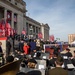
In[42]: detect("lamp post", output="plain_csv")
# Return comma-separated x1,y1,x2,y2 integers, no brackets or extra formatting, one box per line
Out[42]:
29,26,33,39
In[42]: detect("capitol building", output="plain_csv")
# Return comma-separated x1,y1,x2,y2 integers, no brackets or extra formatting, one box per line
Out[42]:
0,0,50,40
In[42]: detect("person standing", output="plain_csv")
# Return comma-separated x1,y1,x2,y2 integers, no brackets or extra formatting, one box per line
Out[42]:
71,50,75,66
0,42,4,66
65,48,72,58
0,42,3,54
29,39,36,53
48,56,68,75
6,39,11,57
23,42,29,54
19,39,24,53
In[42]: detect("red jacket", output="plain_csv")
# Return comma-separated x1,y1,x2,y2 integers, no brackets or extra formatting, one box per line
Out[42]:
23,45,29,54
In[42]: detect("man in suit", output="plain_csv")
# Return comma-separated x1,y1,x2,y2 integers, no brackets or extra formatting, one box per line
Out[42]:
65,48,72,58
19,39,24,53
6,39,12,57
49,52,58,67
29,39,36,53
48,56,68,75
27,70,41,75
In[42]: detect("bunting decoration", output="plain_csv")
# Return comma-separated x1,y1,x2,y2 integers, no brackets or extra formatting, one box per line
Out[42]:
0,19,15,37
38,32,43,39
21,28,26,35
49,35,54,42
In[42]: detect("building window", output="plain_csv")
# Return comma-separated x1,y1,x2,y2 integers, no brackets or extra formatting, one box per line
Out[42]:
15,2,17,5
14,14,17,23
36,27,38,33
14,22,17,30
36,35,38,38
33,26,35,33
38,28,40,33
26,23,28,35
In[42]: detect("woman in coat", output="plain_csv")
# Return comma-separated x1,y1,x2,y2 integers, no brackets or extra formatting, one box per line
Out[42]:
23,42,29,54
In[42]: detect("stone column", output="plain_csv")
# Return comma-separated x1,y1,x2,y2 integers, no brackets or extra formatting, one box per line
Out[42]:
11,12,14,28
28,23,29,35
34,26,36,38
4,8,7,21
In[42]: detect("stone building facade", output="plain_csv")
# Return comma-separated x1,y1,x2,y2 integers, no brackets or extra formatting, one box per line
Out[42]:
68,34,75,44
0,0,50,40
0,0,26,34
24,16,41,39
41,23,50,40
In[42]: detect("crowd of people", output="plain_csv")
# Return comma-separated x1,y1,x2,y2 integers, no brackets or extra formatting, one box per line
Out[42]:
0,36,75,75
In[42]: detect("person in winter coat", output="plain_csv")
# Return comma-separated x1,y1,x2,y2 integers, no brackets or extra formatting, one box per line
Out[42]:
23,42,29,54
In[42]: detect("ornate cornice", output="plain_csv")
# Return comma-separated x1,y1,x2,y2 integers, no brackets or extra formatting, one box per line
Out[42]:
0,0,27,13
41,23,50,29
15,0,26,5
25,16,41,25
45,24,50,28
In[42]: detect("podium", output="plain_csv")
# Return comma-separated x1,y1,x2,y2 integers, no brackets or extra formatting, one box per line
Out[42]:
0,59,22,75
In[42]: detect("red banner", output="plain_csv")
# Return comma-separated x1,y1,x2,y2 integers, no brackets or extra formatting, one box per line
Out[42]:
10,28,14,36
0,20,14,37
22,30,26,35
0,20,5,36
49,35,54,42
38,32,43,39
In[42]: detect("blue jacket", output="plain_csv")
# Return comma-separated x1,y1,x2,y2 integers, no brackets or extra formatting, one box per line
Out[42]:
30,42,36,51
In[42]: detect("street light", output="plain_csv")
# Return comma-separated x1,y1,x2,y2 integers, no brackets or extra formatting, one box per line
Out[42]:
29,26,33,39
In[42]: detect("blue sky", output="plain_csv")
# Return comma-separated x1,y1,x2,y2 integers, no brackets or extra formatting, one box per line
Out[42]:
24,0,75,42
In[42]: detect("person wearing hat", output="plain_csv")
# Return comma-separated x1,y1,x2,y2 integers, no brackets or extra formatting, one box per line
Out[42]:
65,48,72,58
